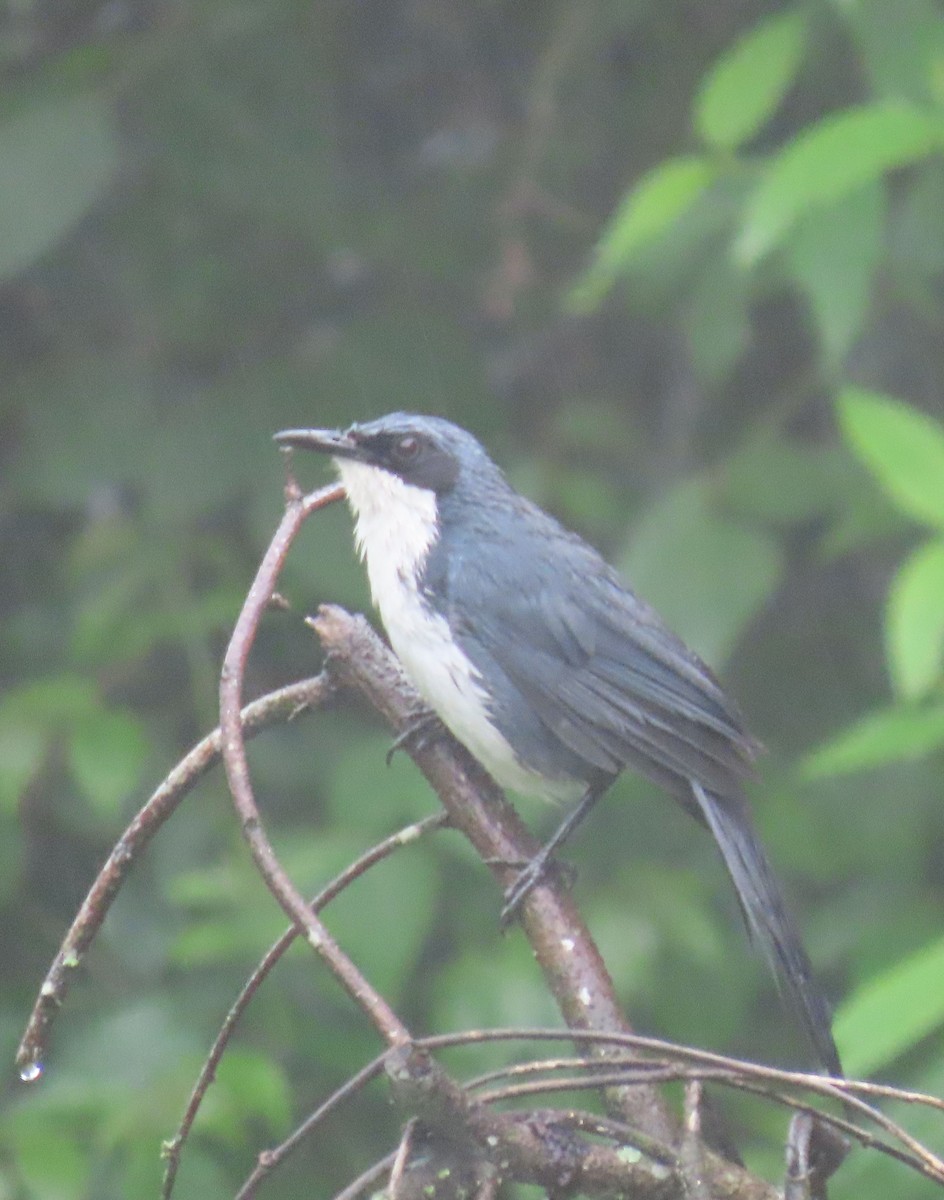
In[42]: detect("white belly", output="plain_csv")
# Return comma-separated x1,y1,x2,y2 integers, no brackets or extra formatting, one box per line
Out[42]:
381,582,555,797
336,457,567,797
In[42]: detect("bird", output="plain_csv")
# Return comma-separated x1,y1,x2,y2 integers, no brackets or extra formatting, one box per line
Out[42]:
275,412,842,1076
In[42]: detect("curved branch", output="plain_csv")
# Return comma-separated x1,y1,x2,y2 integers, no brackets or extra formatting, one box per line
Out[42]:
15,673,334,1081
218,481,411,1047
161,813,446,1199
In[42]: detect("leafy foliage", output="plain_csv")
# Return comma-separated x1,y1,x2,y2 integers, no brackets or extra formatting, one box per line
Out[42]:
2,1,944,1197
694,9,809,151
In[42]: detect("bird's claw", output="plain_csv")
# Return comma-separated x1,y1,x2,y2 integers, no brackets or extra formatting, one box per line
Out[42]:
498,855,576,929
386,712,448,766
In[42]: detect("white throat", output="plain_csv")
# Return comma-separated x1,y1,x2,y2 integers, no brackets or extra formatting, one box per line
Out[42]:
333,456,573,799
334,458,440,598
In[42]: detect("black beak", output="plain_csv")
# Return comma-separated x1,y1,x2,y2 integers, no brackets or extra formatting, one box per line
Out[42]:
273,427,362,459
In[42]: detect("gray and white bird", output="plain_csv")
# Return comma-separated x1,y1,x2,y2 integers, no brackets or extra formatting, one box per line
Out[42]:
275,412,841,1076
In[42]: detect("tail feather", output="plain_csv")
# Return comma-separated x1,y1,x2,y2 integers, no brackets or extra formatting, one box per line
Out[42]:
690,781,842,1077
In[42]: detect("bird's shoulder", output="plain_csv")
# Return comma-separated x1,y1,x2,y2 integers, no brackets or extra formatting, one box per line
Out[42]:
428,492,753,755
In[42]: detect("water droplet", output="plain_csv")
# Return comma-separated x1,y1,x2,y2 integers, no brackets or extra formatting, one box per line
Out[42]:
19,1060,43,1083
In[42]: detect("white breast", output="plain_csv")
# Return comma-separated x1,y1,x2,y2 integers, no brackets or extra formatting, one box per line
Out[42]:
335,459,567,798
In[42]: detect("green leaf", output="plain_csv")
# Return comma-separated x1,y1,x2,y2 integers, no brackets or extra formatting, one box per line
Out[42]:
838,0,944,105
69,708,150,816
569,157,717,310
835,935,944,1075
736,103,940,263
787,181,885,364
695,9,808,150
802,705,944,778
887,539,944,699
0,93,118,280
838,388,944,528
619,479,782,668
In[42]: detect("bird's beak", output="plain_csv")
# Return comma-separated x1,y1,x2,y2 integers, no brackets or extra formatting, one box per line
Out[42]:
273,427,362,460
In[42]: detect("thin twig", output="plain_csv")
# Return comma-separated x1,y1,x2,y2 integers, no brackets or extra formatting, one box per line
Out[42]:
331,1152,398,1200
464,1048,944,1115
15,673,335,1081
729,1079,944,1186
218,480,412,1047
388,1118,417,1198
161,814,446,1198
425,1030,944,1186
232,1022,944,1200
235,1054,390,1200
681,1080,710,1200
473,1069,944,1184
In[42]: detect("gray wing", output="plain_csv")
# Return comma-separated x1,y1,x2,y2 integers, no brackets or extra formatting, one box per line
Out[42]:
437,509,759,804
432,512,842,1074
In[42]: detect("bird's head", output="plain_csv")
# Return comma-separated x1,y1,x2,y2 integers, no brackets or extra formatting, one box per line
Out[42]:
275,413,502,562
274,412,494,494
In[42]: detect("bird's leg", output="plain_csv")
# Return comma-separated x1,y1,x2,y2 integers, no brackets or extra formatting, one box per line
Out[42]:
785,1114,849,1200
385,710,450,766
499,779,609,929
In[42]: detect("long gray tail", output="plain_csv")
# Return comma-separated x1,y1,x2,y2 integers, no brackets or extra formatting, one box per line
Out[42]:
690,781,842,1077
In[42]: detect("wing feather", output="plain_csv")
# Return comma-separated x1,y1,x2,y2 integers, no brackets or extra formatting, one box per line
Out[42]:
441,523,757,798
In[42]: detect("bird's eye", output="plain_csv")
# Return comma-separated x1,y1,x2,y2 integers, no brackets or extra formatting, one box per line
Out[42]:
395,435,421,460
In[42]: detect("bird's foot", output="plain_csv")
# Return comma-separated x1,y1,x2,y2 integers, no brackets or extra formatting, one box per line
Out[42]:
785,1113,849,1200
498,853,576,929
385,711,449,766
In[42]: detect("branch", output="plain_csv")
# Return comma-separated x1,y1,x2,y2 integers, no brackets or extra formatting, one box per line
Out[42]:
218,479,411,1047
241,1024,944,1199
15,673,334,1082
161,814,446,1199
383,1043,684,1198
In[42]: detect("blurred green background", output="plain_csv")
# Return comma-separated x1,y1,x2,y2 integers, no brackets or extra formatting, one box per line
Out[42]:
2,1,944,1196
